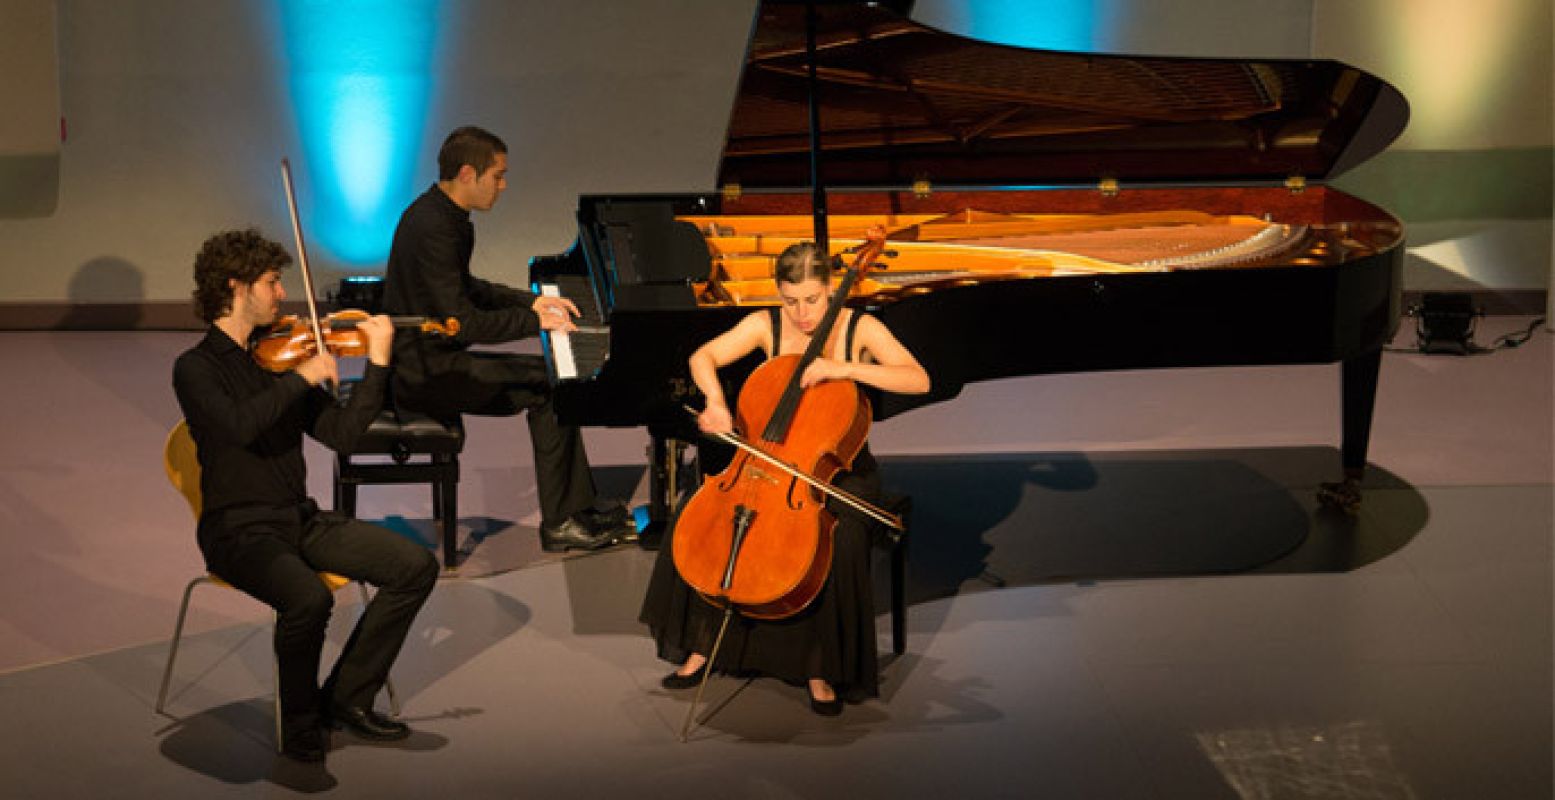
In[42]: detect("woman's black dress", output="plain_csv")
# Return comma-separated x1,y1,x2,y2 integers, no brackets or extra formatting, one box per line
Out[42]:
638,310,882,702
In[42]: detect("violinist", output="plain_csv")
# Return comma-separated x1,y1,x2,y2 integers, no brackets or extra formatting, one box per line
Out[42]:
639,241,930,715
172,228,438,762
382,125,631,552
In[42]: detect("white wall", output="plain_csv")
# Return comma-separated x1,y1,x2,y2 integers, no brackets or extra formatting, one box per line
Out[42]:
0,0,755,307
913,0,1313,58
0,0,62,218
1315,0,1553,296
0,0,1547,308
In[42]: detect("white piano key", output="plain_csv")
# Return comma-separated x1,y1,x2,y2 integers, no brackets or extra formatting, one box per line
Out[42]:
538,282,578,379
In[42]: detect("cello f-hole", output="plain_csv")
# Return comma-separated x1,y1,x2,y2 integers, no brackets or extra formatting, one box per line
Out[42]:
714,451,753,492
784,476,806,511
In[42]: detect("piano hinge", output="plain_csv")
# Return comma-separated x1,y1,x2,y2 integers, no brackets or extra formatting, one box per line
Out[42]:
911,176,932,199
721,182,742,202
1098,177,1120,197
1285,175,1307,194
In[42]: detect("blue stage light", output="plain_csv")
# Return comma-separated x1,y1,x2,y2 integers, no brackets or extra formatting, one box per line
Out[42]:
932,0,1099,52
278,0,438,266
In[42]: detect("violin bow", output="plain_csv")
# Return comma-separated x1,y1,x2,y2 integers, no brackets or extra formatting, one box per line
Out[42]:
682,405,903,531
279,158,334,394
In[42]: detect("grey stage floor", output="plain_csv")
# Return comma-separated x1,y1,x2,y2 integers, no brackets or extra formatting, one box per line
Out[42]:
0,318,1549,798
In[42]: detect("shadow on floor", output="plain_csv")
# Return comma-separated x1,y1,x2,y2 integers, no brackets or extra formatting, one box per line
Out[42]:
370,463,649,578
157,697,450,792
387,448,1428,647
873,446,1426,611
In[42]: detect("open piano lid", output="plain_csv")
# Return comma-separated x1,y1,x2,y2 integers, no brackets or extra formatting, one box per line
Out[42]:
717,1,1409,190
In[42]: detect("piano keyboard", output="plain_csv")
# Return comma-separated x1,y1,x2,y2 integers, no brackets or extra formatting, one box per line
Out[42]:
537,276,610,381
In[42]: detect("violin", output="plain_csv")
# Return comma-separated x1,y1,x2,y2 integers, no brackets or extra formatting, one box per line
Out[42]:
263,158,462,382
252,309,459,373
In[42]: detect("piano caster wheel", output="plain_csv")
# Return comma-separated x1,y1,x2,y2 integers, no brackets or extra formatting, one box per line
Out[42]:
1317,477,1362,515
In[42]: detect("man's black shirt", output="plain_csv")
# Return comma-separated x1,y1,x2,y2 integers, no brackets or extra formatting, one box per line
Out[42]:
172,326,388,518
381,184,540,410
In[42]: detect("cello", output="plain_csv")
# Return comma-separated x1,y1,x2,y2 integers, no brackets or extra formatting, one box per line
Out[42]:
669,228,903,738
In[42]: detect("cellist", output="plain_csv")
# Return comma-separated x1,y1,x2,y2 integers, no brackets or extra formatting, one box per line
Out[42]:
639,241,930,715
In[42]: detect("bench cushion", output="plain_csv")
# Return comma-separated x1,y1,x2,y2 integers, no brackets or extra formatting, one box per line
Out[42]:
351,409,465,455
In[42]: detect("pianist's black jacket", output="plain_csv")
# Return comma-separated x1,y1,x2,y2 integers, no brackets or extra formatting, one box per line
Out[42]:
382,184,541,409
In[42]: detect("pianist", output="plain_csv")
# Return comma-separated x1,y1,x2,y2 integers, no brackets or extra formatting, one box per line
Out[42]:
382,125,631,551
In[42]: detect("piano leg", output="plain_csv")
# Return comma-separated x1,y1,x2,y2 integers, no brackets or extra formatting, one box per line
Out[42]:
1321,348,1382,513
639,434,689,549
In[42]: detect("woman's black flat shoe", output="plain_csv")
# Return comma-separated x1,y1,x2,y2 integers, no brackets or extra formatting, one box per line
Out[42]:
661,665,707,690
808,694,843,716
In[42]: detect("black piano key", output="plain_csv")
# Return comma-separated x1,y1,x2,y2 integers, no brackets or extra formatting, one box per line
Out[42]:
554,275,604,325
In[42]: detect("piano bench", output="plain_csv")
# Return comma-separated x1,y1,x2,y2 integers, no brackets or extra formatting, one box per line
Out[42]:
875,492,912,656
333,409,465,569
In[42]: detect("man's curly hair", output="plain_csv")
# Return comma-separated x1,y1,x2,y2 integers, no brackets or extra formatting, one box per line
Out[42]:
191,228,291,323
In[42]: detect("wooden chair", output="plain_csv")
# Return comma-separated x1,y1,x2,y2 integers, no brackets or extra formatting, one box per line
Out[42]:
876,493,912,656
154,420,398,751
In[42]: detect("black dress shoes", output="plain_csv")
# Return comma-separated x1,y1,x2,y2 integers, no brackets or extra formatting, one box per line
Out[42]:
328,706,411,741
580,503,637,543
540,513,620,552
580,501,630,528
660,664,708,690
281,725,328,762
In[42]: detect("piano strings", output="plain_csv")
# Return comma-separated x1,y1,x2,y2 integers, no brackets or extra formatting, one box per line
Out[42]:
680,209,1347,306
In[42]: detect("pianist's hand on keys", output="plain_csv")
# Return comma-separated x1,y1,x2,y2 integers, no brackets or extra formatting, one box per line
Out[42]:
537,281,610,381
532,295,580,333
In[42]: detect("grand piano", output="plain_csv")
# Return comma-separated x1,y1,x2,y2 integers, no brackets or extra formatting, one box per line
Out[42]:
530,0,1408,533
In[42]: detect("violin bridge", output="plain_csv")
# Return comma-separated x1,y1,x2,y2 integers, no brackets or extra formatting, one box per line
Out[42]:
744,465,781,486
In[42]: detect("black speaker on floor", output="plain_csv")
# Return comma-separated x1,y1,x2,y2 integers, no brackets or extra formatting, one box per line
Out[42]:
1413,291,1480,355
333,275,385,313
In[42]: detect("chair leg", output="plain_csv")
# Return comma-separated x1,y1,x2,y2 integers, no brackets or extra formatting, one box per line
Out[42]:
160,576,336,753
352,581,402,716
332,457,345,515
891,536,907,656
431,477,448,567
159,576,286,751
430,475,441,528
337,465,358,517
156,576,213,714
383,672,402,718
440,465,459,568
271,612,283,753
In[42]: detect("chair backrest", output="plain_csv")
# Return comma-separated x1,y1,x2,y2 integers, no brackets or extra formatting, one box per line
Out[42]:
163,420,202,518
164,420,351,591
